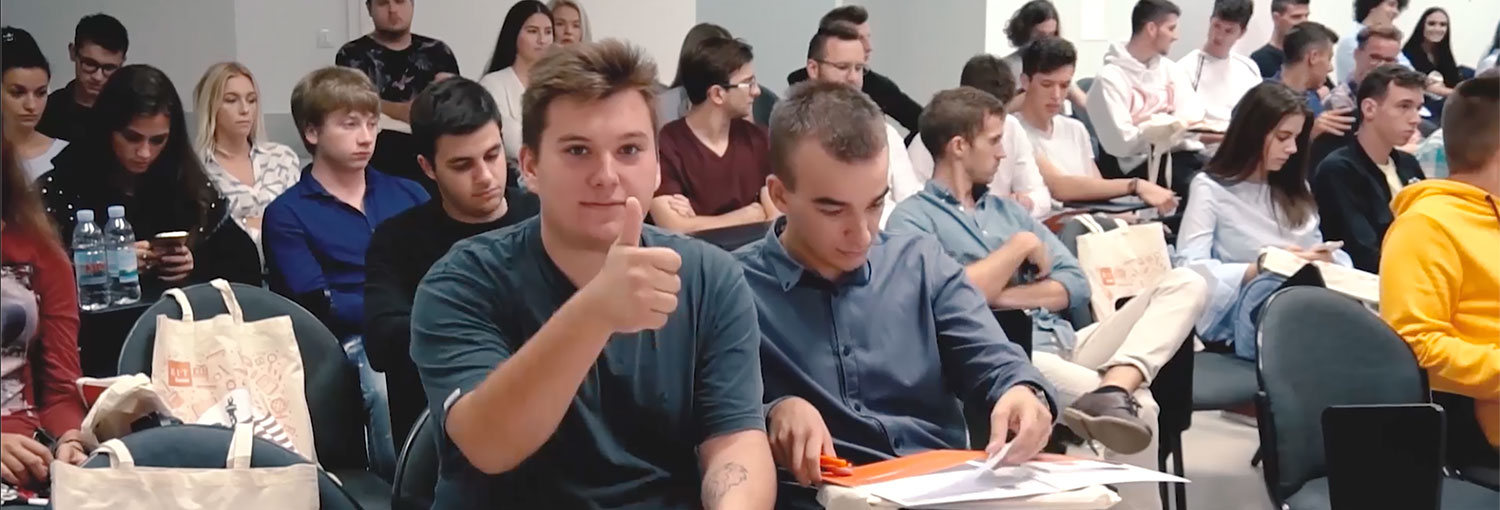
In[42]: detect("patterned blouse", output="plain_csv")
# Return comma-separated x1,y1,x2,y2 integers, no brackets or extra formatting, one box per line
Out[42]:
202,142,302,227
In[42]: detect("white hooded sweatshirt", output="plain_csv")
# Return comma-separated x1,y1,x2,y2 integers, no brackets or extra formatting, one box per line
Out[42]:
1085,43,1205,173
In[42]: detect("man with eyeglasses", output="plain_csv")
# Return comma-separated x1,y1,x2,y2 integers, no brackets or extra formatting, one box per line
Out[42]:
803,21,921,228
37,13,128,142
787,5,922,133
1325,25,1403,113
651,37,775,233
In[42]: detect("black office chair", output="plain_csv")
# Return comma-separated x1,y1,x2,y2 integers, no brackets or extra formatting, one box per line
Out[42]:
1254,286,1498,510
1435,392,1500,490
392,409,438,510
117,282,392,510
79,424,361,509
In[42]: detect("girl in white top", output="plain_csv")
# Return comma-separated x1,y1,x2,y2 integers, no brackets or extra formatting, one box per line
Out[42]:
1,27,68,181
192,62,301,243
548,0,591,46
1176,83,1352,346
479,1,554,172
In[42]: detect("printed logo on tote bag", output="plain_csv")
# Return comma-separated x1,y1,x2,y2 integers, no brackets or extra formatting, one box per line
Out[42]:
167,360,193,387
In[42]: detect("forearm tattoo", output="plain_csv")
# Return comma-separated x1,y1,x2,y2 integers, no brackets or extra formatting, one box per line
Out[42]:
701,462,750,509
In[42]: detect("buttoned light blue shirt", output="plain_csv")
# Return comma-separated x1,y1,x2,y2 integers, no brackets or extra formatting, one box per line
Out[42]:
886,180,1092,356
734,219,1055,461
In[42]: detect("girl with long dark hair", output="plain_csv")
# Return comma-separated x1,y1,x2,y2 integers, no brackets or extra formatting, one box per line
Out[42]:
2,27,68,180
1,141,90,490
1176,82,1353,359
1404,7,1460,97
38,64,261,294
479,0,553,170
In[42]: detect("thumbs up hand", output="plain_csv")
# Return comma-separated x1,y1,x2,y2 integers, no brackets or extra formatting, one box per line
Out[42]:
579,197,684,333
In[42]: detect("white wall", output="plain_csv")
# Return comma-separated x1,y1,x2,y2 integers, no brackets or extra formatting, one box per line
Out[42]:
235,0,351,115
697,0,836,94
854,0,989,109
1,0,237,104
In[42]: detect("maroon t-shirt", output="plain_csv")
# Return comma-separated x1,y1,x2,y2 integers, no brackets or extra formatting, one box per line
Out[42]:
655,118,771,216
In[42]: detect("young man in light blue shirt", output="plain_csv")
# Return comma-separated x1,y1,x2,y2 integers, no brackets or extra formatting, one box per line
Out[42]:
887,87,1209,510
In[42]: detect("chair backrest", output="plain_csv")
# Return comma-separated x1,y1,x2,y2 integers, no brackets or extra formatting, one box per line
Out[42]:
79,424,361,510
117,282,370,471
1255,286,1429,503
393,409,438,510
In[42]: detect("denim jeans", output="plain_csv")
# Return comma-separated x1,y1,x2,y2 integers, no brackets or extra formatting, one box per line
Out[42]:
342,335,396,481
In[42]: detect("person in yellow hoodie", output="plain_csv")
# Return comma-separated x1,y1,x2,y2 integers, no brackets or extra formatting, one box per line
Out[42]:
1380,71,1500,453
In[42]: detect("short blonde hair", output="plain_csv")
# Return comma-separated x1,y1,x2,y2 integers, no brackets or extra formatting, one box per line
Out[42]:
192,62,268,158
290,66,379,153
521,39,658,152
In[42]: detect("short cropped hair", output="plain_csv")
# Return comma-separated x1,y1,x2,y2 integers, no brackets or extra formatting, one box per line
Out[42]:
768,81,886,190
819,5,869,29
1021,36,1077,77
1284,22,1338,64
680,37,754,105
1355,63,1425,103
1213,0,1254,30
522,39,658,152
959,54,1017,105
919,87,1007,163
290,66,380,153
410,77,504,161
1354,0,1408,22
1357,24,1403,49
808,21,862,61
74,13,128,55
1271,0,1311,14
1131,0,1181,36
1441,72,1499,173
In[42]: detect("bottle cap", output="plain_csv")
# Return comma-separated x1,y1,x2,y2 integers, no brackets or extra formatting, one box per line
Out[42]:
76,209,95,223
108,205,125,218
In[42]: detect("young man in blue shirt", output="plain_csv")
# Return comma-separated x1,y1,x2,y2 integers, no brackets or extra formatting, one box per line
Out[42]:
408,40,773,509
263,66,430,475
887,87,1208,510
735,81,1056,508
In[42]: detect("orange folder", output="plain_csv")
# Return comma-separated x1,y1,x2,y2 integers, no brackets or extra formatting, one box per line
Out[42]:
822,449,986,487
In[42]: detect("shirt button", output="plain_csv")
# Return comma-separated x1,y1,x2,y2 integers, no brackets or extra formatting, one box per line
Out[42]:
893,437,905,449
841,346,852,357
852,402,863,413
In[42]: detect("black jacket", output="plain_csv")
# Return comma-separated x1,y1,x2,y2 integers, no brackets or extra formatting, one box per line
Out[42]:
38,146,263,295
787,67,922,132
1311,140,1426,273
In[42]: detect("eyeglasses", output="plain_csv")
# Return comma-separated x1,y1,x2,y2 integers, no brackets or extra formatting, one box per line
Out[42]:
721,76,759,91
76,54,121,76
815,60,868,76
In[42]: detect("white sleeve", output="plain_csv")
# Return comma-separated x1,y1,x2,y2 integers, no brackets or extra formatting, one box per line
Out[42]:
882,124,924,228
906,135,935,182
481,71,525,168
1086,69,1149,158
1004,117,1052,217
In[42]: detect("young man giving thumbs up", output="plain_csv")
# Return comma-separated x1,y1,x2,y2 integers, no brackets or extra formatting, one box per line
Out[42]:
409,40,775,510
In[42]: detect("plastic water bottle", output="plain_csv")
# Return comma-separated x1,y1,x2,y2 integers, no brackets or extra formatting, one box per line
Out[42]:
71,209,110,311
105,205,142,305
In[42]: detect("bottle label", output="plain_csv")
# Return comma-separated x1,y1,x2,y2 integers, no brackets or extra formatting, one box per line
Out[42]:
73,250,108,285
112,248,139,283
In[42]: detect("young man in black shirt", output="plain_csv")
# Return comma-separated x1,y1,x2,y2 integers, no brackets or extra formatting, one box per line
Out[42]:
1312,64,1426,273
36,13,127,142
785,5,921,132
364,76,538,449
1250,0,1311,77
337,0,460,193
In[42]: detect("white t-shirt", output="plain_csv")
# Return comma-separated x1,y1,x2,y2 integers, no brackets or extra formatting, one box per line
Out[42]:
1019,115,1097,179
22,138,68,181
1375,159,1403,196
881,123,923,228
1177,49,1262,129
906,115,1052,218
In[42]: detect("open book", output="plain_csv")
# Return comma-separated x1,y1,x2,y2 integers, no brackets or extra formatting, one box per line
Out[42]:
1258,247,1379,305
823,450,1187,509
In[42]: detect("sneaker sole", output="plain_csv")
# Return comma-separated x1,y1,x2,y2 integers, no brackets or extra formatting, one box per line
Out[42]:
1061,408,1153,455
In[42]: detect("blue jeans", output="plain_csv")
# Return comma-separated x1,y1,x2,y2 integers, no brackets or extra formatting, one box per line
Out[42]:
342,335,396,480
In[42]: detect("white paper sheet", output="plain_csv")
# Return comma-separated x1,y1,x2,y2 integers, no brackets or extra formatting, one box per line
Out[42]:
861,458,1188,508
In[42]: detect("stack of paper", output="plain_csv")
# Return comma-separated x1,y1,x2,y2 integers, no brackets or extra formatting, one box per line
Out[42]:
825,451,1187,509
1257,247,1379,305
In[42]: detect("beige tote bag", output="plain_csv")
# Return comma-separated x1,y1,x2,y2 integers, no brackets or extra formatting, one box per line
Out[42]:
1074,215,1172,321
51,423,318,510
151,279,316,460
